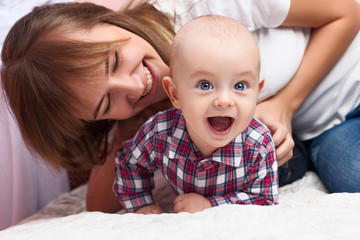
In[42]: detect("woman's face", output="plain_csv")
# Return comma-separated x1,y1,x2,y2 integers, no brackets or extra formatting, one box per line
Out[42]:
68,23,169,121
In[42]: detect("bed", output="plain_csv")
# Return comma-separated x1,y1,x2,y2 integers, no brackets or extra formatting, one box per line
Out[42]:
1,171,359,239
1,1,360,239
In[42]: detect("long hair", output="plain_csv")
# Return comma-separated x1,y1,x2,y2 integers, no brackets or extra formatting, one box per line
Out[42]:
1,1,175,170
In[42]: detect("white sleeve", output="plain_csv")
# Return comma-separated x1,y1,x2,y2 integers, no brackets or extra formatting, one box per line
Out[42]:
154,0,291,31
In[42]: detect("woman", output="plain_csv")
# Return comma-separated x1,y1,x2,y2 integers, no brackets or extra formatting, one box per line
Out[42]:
1,0,359,214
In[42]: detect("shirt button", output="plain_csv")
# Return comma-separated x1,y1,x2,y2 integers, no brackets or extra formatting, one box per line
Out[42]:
201,161,209,167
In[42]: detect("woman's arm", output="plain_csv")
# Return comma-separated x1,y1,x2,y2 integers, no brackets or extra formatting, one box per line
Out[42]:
281,0,360,116
86,121,125,212
86,100,172,212
256,0,360,165
86,118,143,212
86,152,122,212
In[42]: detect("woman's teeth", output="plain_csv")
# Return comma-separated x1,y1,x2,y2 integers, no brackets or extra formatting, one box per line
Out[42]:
143,66,153,96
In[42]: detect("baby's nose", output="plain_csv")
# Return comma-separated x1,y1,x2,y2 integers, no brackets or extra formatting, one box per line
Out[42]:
215,98,234,108
214,93,235,108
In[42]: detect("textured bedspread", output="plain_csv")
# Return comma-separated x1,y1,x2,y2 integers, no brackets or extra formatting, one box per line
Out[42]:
1,171,359,240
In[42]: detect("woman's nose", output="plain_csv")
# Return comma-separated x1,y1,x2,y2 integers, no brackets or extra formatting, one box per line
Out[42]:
214,92,235,108
112,75,145,102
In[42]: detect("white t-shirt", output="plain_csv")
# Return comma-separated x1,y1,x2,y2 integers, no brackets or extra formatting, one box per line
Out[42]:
155,0,360,140
0,0,70,230
154,0,290,31
292,30,360,139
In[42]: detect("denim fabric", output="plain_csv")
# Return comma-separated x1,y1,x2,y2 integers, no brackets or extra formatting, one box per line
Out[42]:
278,136,310,187
309,105,360,193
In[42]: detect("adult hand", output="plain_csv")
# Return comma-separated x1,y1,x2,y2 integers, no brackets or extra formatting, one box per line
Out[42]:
255,96,295,166
173,193,212,213
135,205,164,215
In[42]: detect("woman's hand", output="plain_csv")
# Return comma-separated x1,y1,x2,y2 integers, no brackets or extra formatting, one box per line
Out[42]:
136,205,164,215
173,193,212,213
255,95,295,166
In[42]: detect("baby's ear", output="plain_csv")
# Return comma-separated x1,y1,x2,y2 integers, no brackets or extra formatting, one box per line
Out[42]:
258,77,265,92
162,76,181,109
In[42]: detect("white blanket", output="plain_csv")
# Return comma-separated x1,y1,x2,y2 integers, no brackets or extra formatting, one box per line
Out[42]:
1,171,359,240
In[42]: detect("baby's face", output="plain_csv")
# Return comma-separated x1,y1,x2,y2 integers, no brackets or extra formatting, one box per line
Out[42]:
172,34,261,156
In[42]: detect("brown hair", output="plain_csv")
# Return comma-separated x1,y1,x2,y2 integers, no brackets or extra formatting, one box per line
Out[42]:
1,1,175,170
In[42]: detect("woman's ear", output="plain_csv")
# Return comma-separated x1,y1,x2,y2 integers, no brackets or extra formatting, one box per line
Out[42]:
162,76,181,109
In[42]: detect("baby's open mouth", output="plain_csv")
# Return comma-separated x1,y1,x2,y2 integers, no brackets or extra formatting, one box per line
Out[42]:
207,117,234,133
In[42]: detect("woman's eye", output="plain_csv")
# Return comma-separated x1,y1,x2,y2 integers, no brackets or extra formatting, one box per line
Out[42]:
234,82,246,91
104,93,111,115
198,81,213,90
113,52,119,73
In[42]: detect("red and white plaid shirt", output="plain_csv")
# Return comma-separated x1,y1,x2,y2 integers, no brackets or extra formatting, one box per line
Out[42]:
114,108,278,212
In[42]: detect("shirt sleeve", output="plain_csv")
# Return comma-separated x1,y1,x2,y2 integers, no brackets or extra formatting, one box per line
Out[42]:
208,134,279,206
155,0,291,31
113,120,157,213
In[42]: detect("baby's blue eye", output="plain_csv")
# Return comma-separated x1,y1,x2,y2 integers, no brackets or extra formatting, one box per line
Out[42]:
234,82,246,91
199,81,213,90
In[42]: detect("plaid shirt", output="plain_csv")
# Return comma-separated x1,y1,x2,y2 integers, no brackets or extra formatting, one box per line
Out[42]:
114,108,278,212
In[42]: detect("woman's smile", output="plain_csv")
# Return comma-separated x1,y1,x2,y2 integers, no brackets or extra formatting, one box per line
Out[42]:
67,23,169,120
142,65,153,96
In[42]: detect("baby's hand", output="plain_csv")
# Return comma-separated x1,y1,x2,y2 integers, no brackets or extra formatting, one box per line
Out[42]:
173,193,212,213
135,205,163,215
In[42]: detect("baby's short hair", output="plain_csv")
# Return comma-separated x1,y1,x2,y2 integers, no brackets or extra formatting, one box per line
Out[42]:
169,15,258,75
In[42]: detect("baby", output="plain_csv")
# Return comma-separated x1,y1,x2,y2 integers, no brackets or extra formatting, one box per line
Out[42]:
113,15,278,214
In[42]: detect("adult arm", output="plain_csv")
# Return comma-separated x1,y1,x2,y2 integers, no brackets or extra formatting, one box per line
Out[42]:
86,121,123,213
255,0,360,165
86,115,151,212
86,116,149,212
86,153,122,212
86,97,171,212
